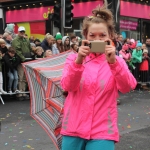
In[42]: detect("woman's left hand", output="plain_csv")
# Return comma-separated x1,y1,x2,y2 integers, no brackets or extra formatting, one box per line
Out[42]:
105,41,116,64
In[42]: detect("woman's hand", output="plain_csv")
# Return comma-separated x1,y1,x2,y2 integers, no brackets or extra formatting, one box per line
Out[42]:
105,40,116,64
75,40,90,64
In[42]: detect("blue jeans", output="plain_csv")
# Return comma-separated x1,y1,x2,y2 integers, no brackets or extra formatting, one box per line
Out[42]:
7,69,18,91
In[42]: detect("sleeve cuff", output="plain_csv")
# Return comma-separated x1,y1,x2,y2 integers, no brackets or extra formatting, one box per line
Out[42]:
73,61,83,68
109,60,119,69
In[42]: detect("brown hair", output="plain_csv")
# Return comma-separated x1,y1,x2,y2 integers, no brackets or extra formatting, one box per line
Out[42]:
35,46,44,53
8,47,16,54
82,4,115,39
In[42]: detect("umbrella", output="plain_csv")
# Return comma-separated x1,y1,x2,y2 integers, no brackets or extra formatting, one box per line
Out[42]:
22,50,76,150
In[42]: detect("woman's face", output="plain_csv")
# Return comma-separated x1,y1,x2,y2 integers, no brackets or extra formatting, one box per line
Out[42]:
57,39,62,44
87,23,110,41
65,38,70,45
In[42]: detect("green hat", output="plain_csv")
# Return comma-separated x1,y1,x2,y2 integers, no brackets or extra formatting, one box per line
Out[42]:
55,32,62,40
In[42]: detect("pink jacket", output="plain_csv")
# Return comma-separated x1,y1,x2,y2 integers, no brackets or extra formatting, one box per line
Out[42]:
60,53,137,142
119,50,131,61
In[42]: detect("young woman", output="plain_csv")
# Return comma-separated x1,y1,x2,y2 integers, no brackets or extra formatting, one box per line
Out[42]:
60,4,137,150
52,32,64,54
62,36,71,51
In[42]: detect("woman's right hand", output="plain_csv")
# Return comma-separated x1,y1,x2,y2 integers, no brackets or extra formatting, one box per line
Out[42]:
75,40,90,64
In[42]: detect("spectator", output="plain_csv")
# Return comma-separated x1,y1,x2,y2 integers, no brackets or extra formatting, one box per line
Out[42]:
70,34,77,45
62,36,71,51
71,43,78,52
30,43,36,52
24,34,28,39
123,38,130,45
146,38,150,57
34,39,41,47
3,47,21,93
0,49,7,94
128,39,136,50
41,34,53,51
29,36,35,43
52,37,56,44
12,26,32,101
32,46,44,60
132,41,143,81
4,23,16,39
119,44,131,62
44,49,52,58
142,43,147,51
139,49,150,84
52,32,64,54
3,32,13,48
0,34,3,39
116,34,123,54
0,39,8,54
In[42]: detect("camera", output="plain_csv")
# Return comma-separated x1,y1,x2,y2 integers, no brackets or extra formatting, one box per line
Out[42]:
85,41,110,53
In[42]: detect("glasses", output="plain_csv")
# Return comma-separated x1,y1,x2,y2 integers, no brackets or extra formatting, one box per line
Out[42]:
20,31,25,33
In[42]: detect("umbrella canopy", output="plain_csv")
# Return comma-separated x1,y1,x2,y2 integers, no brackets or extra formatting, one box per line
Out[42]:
22,50,76,150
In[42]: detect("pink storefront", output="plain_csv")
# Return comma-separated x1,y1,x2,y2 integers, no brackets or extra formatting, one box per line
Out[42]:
6,1,103,40
120,0,150,42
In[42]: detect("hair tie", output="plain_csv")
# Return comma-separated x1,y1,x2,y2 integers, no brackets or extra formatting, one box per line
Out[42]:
88,15,94,19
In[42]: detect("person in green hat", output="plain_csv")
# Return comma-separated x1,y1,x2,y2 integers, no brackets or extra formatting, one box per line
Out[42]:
52,32,64,54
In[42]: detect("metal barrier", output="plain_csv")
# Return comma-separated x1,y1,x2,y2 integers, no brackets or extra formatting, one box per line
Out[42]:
0,91,30,105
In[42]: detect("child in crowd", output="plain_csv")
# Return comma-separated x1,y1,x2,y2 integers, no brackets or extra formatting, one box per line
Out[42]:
32,46,44,60
71,43,78,52
44,49,52,58
139,49,150,83
119,44,131,62
0,39,8,54
129,39,136,50
62,36,71,51
3,47,21,93
132,41,143,81
0,49,7,94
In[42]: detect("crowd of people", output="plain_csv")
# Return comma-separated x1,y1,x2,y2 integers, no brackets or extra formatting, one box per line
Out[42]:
114,34,150,89
0,21,150,101
0,25,81,100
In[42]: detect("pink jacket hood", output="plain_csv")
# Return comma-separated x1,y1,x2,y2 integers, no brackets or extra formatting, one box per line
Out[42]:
60,53,137,142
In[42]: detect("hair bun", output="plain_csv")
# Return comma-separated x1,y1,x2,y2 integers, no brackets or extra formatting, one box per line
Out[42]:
92,5,113,22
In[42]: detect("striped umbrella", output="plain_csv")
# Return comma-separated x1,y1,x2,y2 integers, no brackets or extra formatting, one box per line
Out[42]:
22,50,76,150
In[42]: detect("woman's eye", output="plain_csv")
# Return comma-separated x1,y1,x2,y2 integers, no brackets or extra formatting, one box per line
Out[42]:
101,34,106,37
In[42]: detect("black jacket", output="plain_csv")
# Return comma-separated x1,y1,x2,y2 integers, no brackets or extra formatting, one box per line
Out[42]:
0,46,8,54
3,52,21,72
41,39,52,51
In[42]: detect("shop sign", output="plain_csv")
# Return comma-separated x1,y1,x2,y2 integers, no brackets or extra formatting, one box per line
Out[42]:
120,20,138,30
6,1,103,23
121,1,150,20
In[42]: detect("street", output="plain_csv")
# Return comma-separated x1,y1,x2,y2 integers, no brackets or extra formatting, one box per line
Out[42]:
0,90,150,150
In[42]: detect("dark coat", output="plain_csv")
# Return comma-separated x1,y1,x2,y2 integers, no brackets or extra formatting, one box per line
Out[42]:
41,39,52,51
0,46,8,54
3,52,21,73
